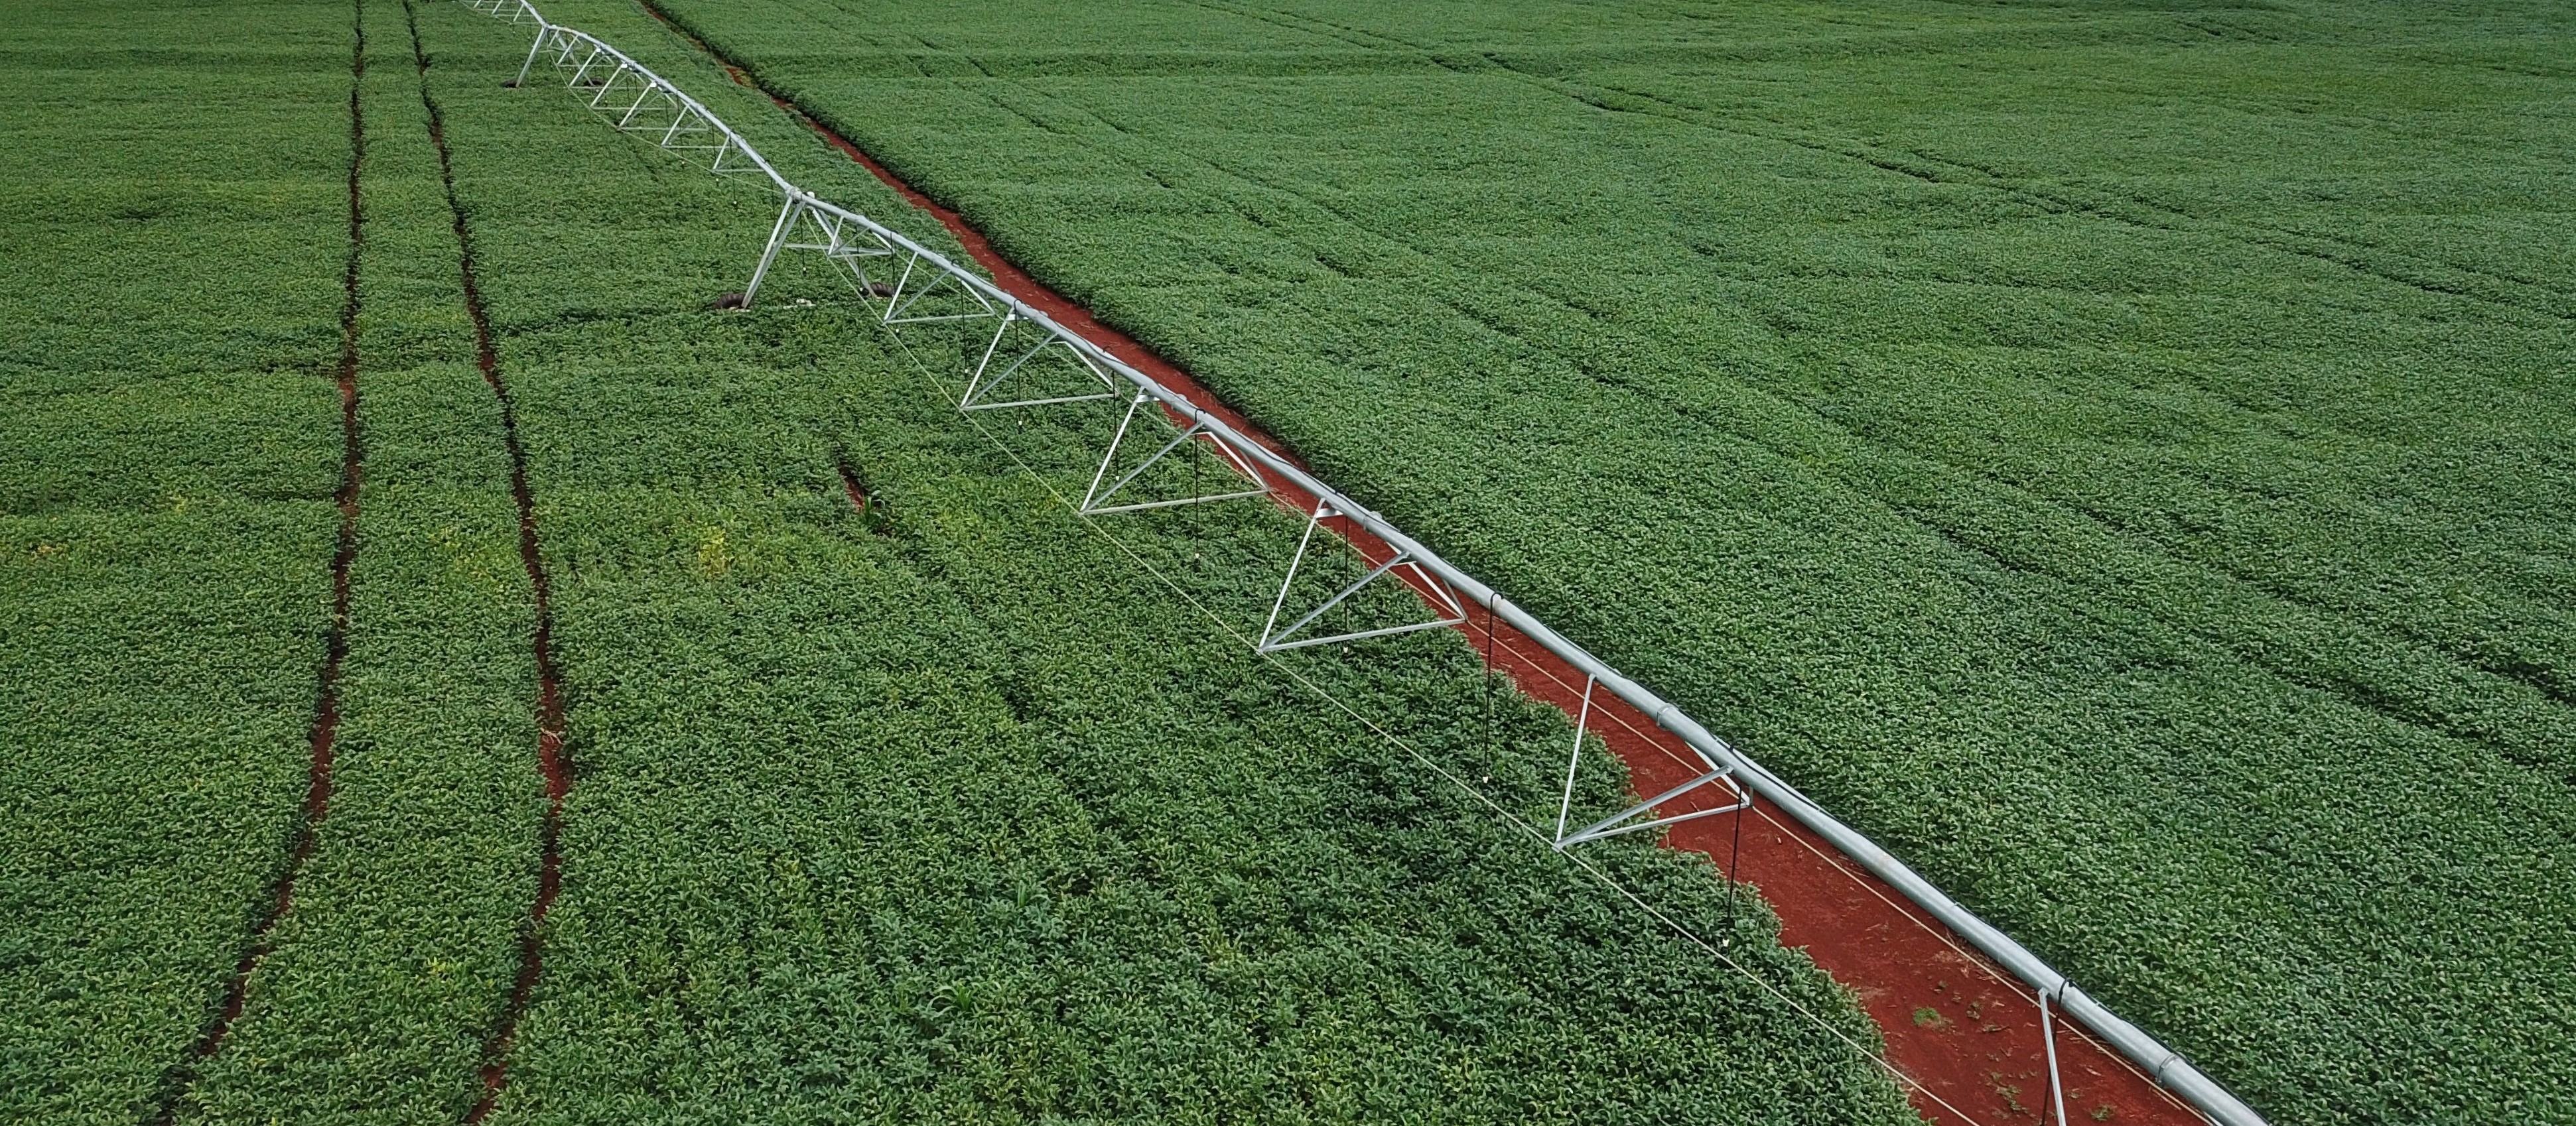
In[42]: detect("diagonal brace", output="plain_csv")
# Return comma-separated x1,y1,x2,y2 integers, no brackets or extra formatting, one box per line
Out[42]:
1256,503,1466,653
1080,394,1268,515
1556,768,1747,849
961,328,1112,411
881,252,998,325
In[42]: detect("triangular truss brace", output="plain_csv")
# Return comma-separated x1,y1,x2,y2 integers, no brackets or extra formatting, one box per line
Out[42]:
778,203,899,275
470,0,542,23
1256,502,1467,653
742,197,1002,316
959,312,1117,411
525,29,768,178
1552,674,1749,849
874,249,1000,326
1079,393,1270,515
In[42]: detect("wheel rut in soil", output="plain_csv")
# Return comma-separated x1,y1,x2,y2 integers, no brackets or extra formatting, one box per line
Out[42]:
629,3,2207,1121
145,6,370,1124
401,7,572,1120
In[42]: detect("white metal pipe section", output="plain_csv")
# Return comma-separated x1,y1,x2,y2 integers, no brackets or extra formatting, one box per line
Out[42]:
462,6,2266,1122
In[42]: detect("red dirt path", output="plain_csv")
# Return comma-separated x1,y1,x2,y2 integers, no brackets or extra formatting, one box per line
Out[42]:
650,9,2208,1121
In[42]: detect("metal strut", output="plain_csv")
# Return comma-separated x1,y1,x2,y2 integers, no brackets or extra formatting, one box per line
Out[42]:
878,249,998,325
789,206,896,272
2041,987,2072,1126
513,14,548,83
959,315,1115,411
1551,674,1750,849
1079,393,1269,515
1256,502,1466,653
745,194,923,306
742,194,801,305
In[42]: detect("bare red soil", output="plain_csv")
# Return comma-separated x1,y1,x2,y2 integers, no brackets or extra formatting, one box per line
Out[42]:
640,7,2208,1122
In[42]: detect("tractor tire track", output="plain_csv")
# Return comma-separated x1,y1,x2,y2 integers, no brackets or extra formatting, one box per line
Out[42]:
400,5,571,1119
144,2,370,1122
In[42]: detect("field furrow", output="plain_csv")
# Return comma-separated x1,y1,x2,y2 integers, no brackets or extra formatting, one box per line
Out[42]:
393,5,582,1116
151,3,374,1115
169,1,550,1117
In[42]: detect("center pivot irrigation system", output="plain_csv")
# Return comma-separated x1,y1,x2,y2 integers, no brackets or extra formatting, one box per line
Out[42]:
451,3,2266,1123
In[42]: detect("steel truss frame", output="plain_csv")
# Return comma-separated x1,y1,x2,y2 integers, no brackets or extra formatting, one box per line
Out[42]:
1551,674,1747,850
1256,501,1465,653
462,0,543,21
450,5,2262,1123
957,313,1117,411
483,1,785,182
1082,393,1268,516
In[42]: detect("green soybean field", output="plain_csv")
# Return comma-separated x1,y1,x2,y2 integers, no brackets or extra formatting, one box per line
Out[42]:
580,0,2576,1121
0,0,1938,1121
8,0,2573,1122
